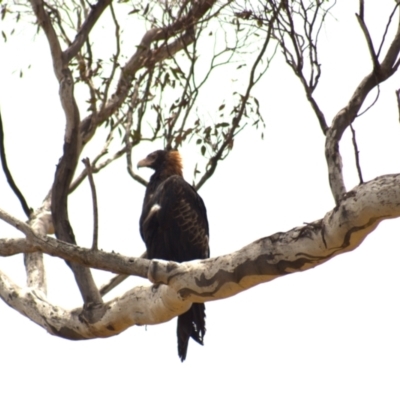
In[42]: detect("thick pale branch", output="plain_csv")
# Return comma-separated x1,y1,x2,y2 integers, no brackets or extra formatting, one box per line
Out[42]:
25,199,53,293
0,209,149,278
0,270,187,339
1,174,400,339
29,0,103,307
149,174,400,302
0,238,30,255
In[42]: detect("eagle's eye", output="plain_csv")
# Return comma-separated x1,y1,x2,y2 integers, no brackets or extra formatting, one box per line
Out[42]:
148,152,157,161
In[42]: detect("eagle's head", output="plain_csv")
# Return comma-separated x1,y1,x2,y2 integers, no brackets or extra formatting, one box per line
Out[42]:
137,150,183,176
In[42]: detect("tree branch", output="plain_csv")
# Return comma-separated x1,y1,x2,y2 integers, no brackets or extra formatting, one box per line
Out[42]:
0,207,149,278
29,0,64,81
149,174,400,302
123,79,148,186
82,158,99,250
325,10,400,204
99,274,129,297
24,197,53,294
80,0,218,143
29,0,103,309
350,125,363,184
1,174,400,339
195,4,279,190
99,251,148,296
0,111,31,217
356,12,379,71
63,0,112,63
69,139,124,193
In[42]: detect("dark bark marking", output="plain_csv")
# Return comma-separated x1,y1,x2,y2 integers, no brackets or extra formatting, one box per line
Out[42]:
47,323,88,340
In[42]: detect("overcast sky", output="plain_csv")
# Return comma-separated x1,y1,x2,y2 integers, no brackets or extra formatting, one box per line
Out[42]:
1,1,400,399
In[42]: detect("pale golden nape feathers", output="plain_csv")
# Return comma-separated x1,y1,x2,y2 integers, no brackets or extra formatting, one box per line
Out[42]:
165,150,183,177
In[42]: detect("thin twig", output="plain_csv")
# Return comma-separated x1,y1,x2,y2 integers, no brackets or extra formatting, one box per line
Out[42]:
64,0,112,62
396,89,400,122
70,144,126,193
350,125,363,184
357,84,380,117
356,12,380,71
377,2,400,58
100,2,121,112
82,158,99,250
79,0,219,143
99,274,129,296
0,111,31,217
195,2,281,191
125,83,148,187
126,146,148,186
272,0,329,133
99,251,148,296
359,0,364,21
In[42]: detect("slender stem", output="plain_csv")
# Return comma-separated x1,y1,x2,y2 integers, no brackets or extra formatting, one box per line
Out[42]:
82,158,99,250
0,111,31,217
350,125,363,184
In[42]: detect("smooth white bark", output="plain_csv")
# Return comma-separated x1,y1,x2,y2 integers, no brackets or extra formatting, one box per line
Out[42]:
0,174,399,339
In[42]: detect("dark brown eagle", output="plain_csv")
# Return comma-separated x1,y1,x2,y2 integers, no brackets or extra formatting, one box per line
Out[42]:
138,149,209,361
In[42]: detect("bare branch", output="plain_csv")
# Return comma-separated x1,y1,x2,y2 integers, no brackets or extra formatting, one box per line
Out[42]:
325,8,400,204
356,12,379,71
149,174,400,303
359,0,364,20
195,5,279,190
100,2,121,112
265,0,330,133
0,238,30,255
82,158,99,250
125,82,148,187
24,198,53,294
3,174,400,291
126,145,148,187
350,124,363,184
0,111,31,218
0,270,187,340
377,2,400,58
357,84,380,117
396,88,400,121
69,133,119,193
2,174,400,340
28,0,64,81
30,0,103,308
100,251,148,297
80,0,219,143
99,274,129,297
0,207,149,278
64,0,112,62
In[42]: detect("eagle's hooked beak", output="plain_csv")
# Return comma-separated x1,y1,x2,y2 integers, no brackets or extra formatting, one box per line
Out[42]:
137,157,151,168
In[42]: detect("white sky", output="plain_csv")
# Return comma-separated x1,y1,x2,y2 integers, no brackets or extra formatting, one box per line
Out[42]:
1,1,400,399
